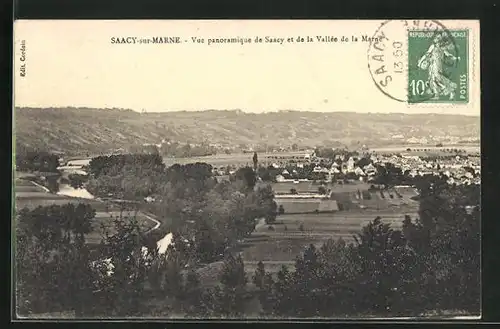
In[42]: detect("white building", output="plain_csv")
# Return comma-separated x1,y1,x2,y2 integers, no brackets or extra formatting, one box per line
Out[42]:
346,157,356,172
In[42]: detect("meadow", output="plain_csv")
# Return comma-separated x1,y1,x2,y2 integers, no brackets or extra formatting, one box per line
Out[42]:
14,176,156,245
224,182,421,279
229,208,417,275
196,206,420,287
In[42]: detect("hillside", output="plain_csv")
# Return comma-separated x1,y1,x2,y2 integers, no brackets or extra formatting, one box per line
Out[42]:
14,107,480,155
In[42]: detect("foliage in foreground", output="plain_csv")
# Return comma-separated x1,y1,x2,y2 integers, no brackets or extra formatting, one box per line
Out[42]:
15,169,479,317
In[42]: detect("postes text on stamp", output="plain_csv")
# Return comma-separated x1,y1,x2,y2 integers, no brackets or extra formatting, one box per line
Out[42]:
407,30,468,104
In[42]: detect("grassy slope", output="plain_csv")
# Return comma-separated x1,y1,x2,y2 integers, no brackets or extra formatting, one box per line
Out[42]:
15,107,479,155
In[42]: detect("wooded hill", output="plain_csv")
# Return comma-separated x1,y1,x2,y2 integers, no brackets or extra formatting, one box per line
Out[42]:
15,107,480,155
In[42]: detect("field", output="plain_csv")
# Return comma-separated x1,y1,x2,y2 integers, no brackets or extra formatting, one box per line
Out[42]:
242,209,418,259
14,176,157,244
62,152,309,171
197,206,420,286
274,184,419,213
246,185,419,275
163,151,309,168
371,144,480,156
272,181,373,195
195,183,421,283
245,210,417,260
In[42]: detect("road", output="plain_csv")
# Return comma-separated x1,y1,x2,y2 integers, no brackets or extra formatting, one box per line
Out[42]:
143,212,161,233
28,180,50,193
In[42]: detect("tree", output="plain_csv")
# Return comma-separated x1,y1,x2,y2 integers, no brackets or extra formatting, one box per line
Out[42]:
402,183,480,313
253,152,258,171
318,186,327,195
373,162,404,187
290,188,298,195
211,253,248,317
183,270,207,316
356,157,372,168
352,217,414,314
220,253,247,288
16,150,60,173
291,244,323,316
163,254,184,299
16,204,96,316
265,200,278,224
252,261,266,289
68,173,88,189
278,205,285,215
251,261,275,315
272,265,294,316
233,167,257,191
93,214,152,317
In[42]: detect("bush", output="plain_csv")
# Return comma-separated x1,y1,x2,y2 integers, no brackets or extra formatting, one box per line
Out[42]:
278,205,285,215
389,194,394,199
290,188,298,195
268,225,275,231
298,223,305,231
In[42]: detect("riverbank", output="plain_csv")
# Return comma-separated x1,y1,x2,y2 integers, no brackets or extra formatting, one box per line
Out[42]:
14,171,165,246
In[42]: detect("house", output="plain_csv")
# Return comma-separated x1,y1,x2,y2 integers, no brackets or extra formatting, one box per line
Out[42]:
346,157,356,172
354,167,366,176
330,167,341,174
363,163,377,175
313,166,323,173
320,168,330,174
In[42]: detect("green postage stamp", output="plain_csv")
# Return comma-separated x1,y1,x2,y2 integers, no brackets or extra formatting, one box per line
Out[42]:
407,29,469,104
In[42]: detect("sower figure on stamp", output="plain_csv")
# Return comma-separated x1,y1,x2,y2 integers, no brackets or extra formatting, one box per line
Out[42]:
417,33,460,100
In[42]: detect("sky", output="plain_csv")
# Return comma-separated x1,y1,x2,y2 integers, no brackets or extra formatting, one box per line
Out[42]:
13,20,480,116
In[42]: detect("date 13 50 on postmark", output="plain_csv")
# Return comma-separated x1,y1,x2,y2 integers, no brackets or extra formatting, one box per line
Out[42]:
407,30,468,104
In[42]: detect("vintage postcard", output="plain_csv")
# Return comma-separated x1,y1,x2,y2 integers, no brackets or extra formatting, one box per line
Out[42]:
12,20,480,319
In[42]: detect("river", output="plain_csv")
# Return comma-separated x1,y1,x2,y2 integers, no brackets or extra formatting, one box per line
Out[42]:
55,171,173,257
57,184,95,199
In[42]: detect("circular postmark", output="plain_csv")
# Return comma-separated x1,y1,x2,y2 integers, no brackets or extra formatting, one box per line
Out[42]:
367,20,461,103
